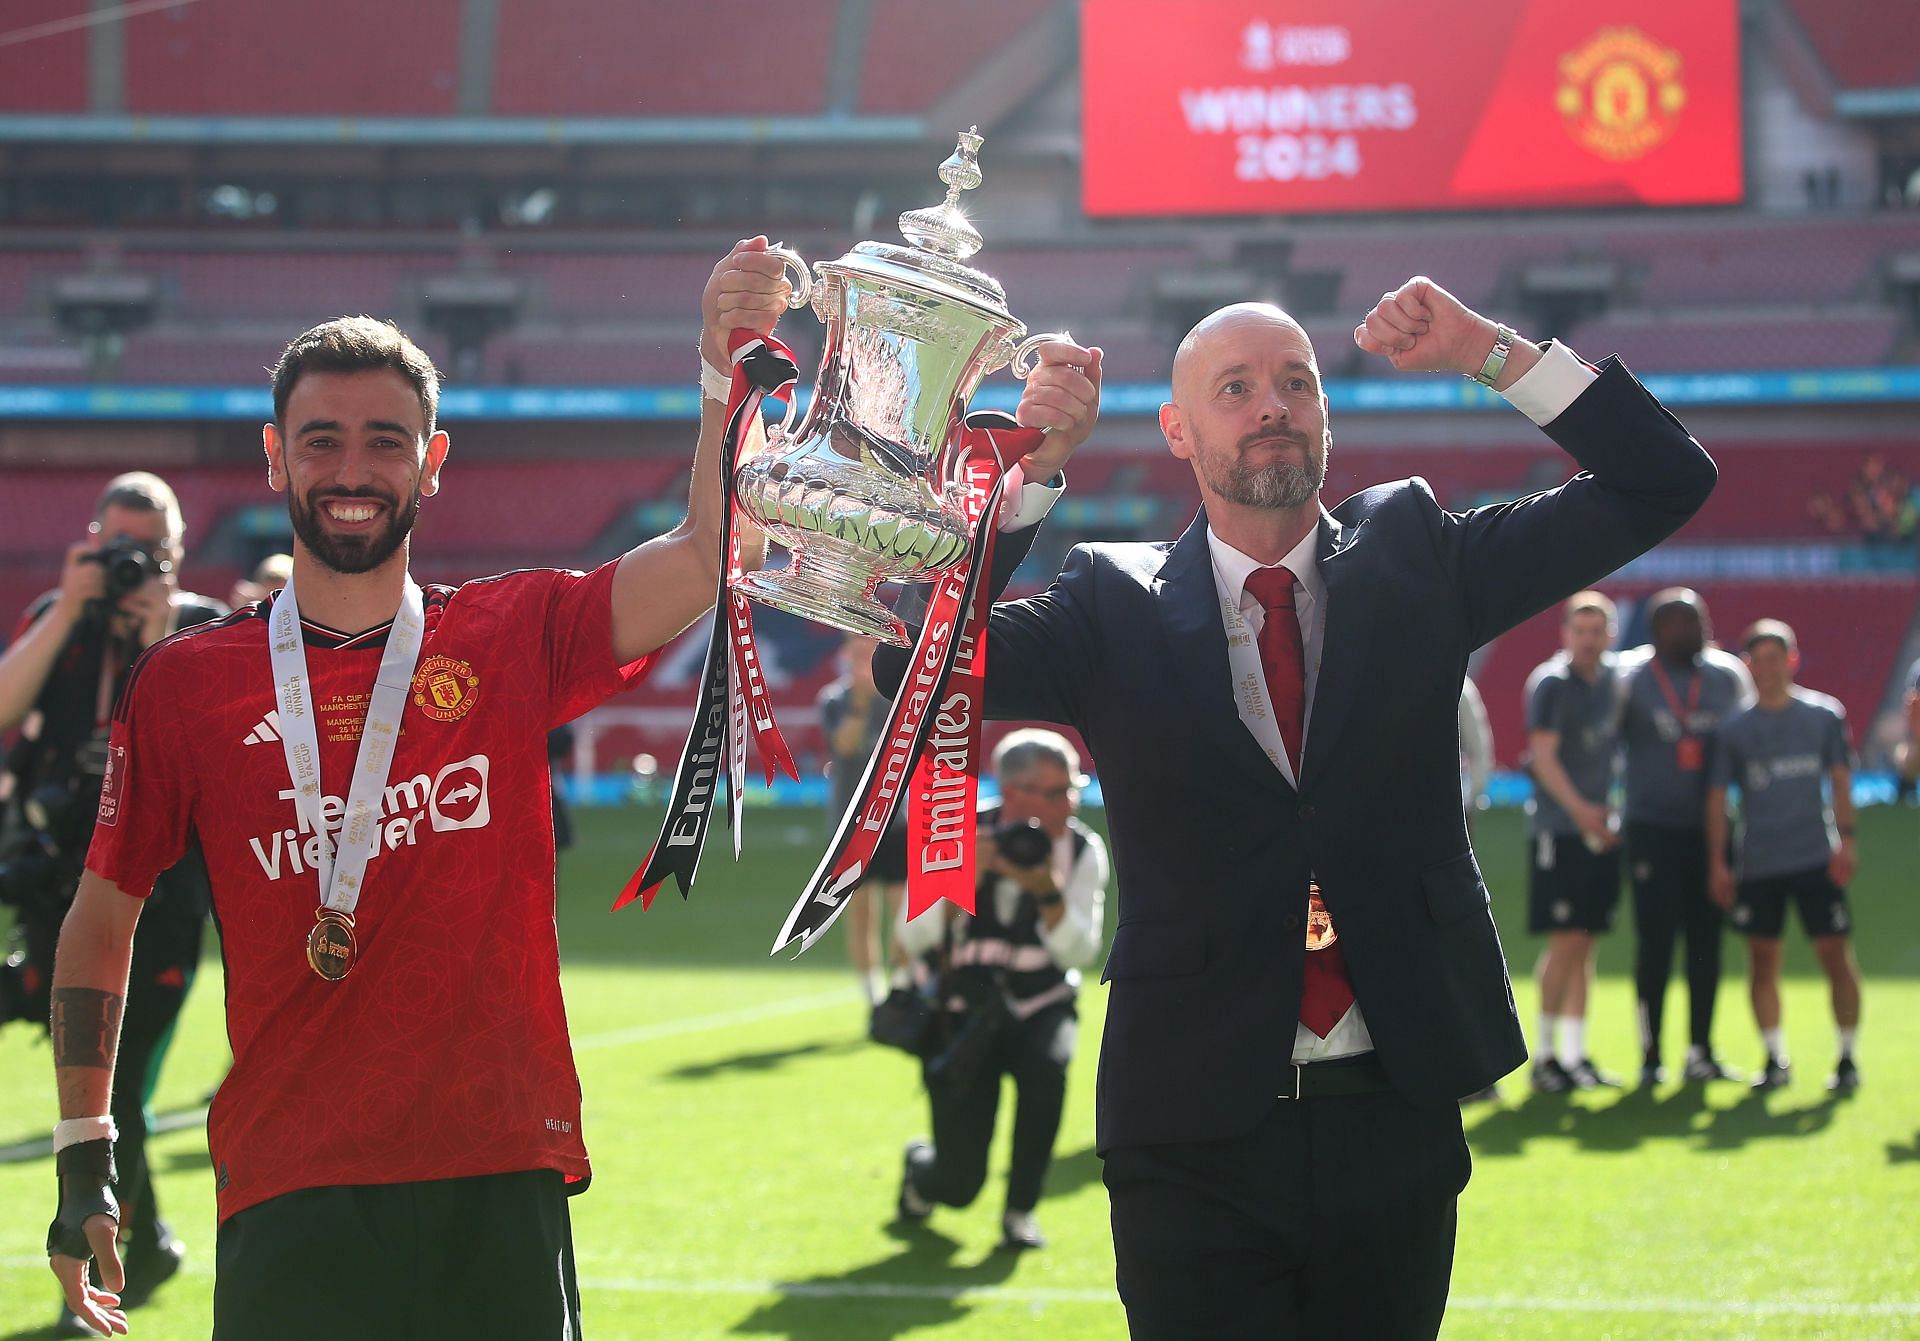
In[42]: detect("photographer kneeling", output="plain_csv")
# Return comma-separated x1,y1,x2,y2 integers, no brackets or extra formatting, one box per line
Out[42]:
895,729,1108,1251
0,473,225,1330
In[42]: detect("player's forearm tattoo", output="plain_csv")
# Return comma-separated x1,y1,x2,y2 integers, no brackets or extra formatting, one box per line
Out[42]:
50,988,123,1070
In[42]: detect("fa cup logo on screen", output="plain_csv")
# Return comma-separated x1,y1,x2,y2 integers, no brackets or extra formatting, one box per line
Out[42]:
1557,27,1687,162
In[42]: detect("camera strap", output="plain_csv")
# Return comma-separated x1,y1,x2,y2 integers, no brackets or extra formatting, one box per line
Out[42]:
267,574,425,935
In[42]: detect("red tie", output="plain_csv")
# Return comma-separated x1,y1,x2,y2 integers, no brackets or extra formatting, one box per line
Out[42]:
1245,566,1356,1039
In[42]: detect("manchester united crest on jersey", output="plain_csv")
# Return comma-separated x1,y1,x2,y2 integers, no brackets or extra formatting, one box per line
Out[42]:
412,654,479,722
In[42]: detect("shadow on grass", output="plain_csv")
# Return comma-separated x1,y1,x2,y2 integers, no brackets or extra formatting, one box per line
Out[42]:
1044,1144,1104,1200
1886,1130,1920,1165
1466,1082,1846,1158
728,1222,1022,1340
666,1037,868,1082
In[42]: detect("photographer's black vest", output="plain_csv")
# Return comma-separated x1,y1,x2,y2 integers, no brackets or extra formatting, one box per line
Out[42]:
947,805,1091,1005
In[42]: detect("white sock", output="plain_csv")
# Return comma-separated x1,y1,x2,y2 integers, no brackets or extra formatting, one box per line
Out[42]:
1556,1018,1586,1071
1537,1014,1559,1058
1762,1028,1786,1062
1837,1026,1857,1060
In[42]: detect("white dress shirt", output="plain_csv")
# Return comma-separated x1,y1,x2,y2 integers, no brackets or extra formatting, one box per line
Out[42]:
1204,341,1598,1065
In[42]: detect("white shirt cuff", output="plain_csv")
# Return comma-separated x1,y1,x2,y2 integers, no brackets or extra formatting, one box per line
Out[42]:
1501,340,1598,427
1000,472,1064,532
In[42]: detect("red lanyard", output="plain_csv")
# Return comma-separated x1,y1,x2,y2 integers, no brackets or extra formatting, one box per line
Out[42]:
1648,657,1702,736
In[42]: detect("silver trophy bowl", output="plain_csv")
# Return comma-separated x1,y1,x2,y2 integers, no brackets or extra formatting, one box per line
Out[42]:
733,129,1067,646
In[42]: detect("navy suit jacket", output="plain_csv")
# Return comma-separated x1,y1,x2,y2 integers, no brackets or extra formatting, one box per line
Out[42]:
908,357,1717,1155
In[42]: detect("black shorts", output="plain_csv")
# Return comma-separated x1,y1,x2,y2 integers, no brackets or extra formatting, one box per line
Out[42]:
870,814,910,884
1732,866,1851,940
213,1169,582,1340
1527,832,1622,934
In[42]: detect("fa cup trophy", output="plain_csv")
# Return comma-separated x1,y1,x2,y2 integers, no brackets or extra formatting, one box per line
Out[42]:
732,128,1068,646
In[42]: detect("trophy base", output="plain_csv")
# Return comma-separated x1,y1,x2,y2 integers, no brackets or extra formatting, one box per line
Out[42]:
734,560,909,648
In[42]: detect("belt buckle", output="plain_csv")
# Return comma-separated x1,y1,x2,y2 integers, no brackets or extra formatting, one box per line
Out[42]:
1282,1064,1302,1101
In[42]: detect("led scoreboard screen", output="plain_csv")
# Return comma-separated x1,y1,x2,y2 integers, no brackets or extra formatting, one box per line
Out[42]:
1080,0,1742,217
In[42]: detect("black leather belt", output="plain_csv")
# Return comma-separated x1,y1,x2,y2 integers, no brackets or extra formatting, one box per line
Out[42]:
1278,1052,1394,1100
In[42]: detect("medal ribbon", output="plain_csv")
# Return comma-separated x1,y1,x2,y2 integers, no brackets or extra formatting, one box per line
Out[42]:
267,574,425,920
771,412,1041,954
614,330,802,911
1648,657,1703,737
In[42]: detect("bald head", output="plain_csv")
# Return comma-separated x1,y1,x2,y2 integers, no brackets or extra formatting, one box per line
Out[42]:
1171,303,1315,404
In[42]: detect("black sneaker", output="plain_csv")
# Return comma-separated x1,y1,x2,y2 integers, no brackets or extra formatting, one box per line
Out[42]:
1639,1059,1668,1088
1827,1057,1861,1094
896,1141,933,1222
999,1210,1047,1251
1569,1058,1622,1089
1530,1058,1574,1094
1682,1053,1743,1083
1751,1056,1791,1092
116,1228,185,1310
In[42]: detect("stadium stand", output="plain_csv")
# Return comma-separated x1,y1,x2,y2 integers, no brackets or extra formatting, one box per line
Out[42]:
0,0,88,112
1782,0,1920,92
123,1,463,115
489,0,839,116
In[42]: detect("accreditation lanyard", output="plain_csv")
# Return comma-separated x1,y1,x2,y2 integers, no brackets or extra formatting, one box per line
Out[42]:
267,575,425,920
1648,657,1704,772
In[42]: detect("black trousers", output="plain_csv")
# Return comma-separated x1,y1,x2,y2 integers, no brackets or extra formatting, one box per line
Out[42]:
214,1169,583,1340
915,1000,1075,1214
19,871,202,1248
1104,1086,1470,1340
1627,821,1724,1057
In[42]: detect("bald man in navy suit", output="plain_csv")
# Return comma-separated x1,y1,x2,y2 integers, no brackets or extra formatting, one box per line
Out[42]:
883,277,1713,1337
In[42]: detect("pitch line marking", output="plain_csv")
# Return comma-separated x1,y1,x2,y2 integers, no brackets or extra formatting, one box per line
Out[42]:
0,991,850,1162
0,1257,1913,1318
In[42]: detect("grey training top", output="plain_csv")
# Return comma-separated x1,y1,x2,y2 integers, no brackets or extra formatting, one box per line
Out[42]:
1523,651,1619,836
1616,644,1753,828
1710,688,1853,881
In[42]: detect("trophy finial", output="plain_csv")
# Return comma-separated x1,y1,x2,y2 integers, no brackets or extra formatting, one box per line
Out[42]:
899,128,986,261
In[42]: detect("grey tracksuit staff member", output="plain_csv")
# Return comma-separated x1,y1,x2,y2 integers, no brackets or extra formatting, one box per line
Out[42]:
1706,619,1863,1094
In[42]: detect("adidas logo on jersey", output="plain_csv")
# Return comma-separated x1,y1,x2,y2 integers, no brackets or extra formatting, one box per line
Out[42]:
243,711,283,746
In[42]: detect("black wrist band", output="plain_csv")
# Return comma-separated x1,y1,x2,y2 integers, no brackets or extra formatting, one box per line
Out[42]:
47,1138,118,1261
1036,890,1064,909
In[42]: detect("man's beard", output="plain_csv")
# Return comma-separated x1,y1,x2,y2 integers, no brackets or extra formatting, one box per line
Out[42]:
289,487,419,575
1202,429,1327,510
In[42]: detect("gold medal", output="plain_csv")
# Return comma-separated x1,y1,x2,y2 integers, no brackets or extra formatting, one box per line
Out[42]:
1305,882,1338,952
306,909,357,981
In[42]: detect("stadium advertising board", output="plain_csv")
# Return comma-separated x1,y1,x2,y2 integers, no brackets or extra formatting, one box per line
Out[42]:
1081,0,1742,216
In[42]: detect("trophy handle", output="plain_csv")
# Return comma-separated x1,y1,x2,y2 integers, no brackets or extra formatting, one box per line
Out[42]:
1010,329,1076,380
766,242,814,310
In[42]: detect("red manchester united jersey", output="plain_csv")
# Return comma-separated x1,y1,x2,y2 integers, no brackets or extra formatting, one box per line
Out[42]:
87,561,653,1221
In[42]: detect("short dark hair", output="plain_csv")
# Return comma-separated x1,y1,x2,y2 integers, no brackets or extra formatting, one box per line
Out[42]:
1565,590,1617,628
271,316,440,435
1742,619,1797,655
94,471,183,549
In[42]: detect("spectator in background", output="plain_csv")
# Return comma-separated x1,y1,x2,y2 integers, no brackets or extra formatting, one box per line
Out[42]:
1458,677,1493,824
0,472,227,1331
227,552,293,611
895,729,1109,1252
1616,589,1753,1087
1898,657,1920,803
1706,621,1863,1094
817,632,907,1006
1523,592,1624,1094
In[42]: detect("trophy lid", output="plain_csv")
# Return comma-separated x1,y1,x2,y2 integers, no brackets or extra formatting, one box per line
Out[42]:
821,128,1018,324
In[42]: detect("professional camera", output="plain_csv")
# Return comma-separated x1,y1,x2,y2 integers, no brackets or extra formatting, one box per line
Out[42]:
993,817,1052,869
924,964,1015,1088
85,539,168,603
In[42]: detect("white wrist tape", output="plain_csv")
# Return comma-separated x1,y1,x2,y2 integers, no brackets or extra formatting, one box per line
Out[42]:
53,1116,117,1153
700,354,730,404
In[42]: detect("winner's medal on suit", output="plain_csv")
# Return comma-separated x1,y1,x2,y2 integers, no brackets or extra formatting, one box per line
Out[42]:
1305,882,1338,952
268,573,425,981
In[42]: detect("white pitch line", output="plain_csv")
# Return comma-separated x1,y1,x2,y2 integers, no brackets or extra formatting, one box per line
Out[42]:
570,989,851,1054
0,992,849,1163
0,1256,1912,1319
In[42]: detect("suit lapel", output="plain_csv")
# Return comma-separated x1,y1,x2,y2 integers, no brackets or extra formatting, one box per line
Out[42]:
1154,509,1294,796
1302,513,1372,789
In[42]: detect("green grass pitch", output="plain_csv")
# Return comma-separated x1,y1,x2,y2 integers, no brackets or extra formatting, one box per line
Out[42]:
3,805,1916,1339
